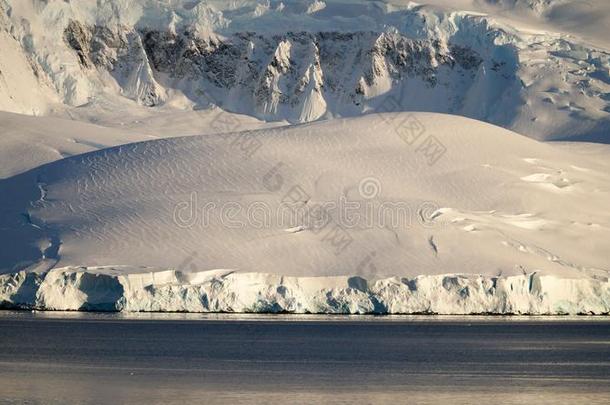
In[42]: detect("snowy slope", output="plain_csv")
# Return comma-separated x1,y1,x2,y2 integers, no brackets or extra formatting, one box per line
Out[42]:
1,113,608,313
0,0,608,141
0,106,281,178
0,111,155,179
474,0,610,48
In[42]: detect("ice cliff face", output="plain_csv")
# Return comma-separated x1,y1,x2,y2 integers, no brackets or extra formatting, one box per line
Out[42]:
1,268,608,314
0,0,608,140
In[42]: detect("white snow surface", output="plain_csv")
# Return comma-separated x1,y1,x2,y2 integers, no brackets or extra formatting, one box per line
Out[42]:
0,1,609,314
1,267,609,314
0,0,609,141
0,112,609,313
0,107,281,178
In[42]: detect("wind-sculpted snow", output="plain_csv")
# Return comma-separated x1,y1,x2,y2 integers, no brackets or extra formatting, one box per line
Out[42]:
1,267,608,314
0,113,608,314
1,0,609,141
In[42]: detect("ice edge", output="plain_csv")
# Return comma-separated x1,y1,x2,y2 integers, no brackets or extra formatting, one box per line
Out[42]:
1,268,609,314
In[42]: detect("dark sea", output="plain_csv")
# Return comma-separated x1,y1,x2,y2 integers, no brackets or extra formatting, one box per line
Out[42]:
1,311,609,404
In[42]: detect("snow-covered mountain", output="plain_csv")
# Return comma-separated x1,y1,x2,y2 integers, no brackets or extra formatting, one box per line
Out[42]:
1,0,609,141
1,1,609,314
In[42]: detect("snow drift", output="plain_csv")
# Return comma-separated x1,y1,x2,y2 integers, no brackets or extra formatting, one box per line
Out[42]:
0,112,608,313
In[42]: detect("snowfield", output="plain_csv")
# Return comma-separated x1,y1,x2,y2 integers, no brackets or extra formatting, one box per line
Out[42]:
1,0,609,141
1,113,608,313
0,108,279,179
0,0,609,314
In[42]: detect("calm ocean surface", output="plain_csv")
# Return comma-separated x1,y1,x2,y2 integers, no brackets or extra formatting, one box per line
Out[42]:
0,312,609,404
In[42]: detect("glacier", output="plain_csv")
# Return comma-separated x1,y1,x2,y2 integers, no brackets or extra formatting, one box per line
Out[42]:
0,0,609,141
1,267,608,314
0,113,608,314
0,1,609,315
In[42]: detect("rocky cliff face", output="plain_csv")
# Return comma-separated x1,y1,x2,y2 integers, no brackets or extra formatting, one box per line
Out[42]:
61,22,488,123
63,20,165,107
1,0,609,140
